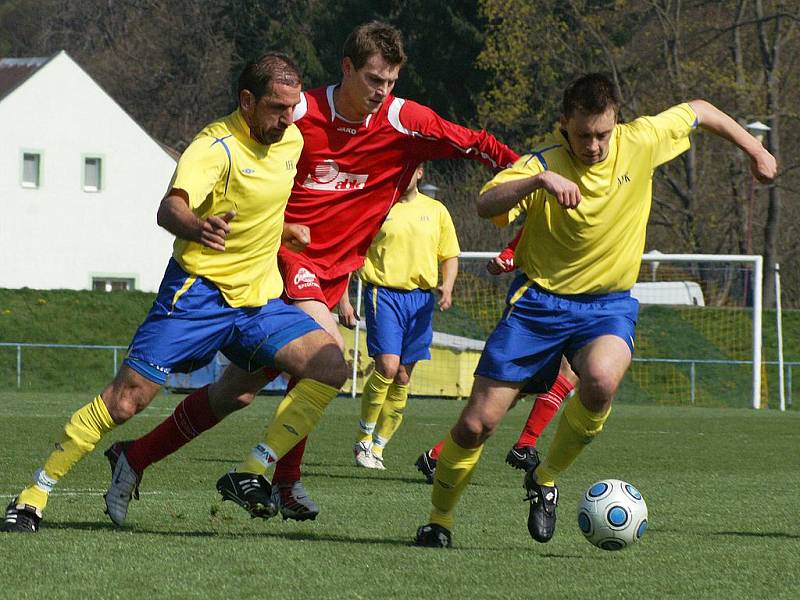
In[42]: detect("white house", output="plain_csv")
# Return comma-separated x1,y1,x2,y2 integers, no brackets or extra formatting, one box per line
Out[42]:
0,51,176,293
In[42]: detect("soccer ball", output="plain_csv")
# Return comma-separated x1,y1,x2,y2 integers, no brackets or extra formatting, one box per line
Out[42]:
577,479,648,551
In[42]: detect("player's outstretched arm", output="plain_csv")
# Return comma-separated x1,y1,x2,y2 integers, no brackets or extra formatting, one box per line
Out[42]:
157,189,235,251
477,171,581,219
688,99,777,183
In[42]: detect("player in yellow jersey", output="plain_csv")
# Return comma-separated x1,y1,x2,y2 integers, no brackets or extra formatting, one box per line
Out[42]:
340,165,460,469
2,54,349,533
415,73,777,548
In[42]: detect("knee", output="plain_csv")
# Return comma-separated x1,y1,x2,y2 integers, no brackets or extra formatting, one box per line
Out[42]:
103,386,150,423
581,363,622,404
216,390,255,412
312,344,349,389
376,363,400,380
454,413,496,447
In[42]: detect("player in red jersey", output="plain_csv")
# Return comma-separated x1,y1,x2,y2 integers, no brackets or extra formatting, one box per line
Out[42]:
264,21,520,520
103,21,520,524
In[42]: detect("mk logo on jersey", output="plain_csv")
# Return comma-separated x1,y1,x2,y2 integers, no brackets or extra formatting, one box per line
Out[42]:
419,215,432,222
617,173,631,185
286,160,295,170
302,171,368,191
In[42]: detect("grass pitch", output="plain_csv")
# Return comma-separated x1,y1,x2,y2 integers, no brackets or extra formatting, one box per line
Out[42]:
1,392,797,599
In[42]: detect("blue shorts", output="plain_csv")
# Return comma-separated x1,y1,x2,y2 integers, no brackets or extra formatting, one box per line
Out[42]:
363,284,435,364
124,258,321,385
476,273,638,389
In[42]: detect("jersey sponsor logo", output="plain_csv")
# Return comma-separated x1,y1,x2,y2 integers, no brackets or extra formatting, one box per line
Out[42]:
241,168,255,174
617,173,631,185
293,267,321,290
303,159,368,190
336,126,358,135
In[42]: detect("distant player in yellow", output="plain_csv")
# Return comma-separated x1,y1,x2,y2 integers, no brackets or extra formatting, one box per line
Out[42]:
415,73,777,548
339,165,460,469
2,54,349,533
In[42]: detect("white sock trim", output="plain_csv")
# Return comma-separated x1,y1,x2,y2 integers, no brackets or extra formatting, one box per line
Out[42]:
33,468,58,493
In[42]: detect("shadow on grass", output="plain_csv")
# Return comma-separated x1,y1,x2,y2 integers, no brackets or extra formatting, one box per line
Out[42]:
716,530,800,540
41,520,586,555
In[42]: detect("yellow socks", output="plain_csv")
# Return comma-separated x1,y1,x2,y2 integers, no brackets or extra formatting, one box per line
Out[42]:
356,370,393,444
429,433,484,531
239,379,339,475
534,393,611,487
371,382,408,458
18,395,116,511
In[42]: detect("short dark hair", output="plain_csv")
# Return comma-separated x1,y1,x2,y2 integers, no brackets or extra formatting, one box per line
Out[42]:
238,52,302,100
343,21,406,70
562,73,621,118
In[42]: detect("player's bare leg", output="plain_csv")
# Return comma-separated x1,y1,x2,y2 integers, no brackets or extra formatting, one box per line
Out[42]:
416,376,520,547
528,336,630,542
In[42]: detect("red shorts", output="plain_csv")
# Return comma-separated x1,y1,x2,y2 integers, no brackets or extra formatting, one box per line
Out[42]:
278,252,350,311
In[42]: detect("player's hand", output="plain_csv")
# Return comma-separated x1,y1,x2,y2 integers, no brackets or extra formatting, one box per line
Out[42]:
486,257,505,275
750,146,777,184
436,287,453,311
282,223,311,253
199,211,235,251
487,249,514,275
537,171,582,208
337,297,359,329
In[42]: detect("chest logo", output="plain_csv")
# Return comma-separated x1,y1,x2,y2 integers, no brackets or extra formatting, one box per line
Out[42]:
241,168,255,174
617,173,631,186
303,159,368,191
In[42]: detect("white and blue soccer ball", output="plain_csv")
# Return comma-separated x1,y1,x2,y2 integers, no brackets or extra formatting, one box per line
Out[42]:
577,479,648,551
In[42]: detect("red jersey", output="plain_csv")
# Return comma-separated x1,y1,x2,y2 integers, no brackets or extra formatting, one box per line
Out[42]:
281,85,519,279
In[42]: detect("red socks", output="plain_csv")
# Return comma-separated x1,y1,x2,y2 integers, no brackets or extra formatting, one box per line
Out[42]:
514,373,574,448
126,385,220,474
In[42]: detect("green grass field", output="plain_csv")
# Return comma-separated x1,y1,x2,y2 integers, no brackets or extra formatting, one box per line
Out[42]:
1,392,797,599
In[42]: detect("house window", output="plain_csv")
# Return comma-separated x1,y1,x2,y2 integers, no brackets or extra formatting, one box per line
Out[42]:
83,156,102,192
92,277,134,292
22,152,41,188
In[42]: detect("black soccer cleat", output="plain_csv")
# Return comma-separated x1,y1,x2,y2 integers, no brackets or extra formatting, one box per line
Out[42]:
2,498,42,533
415,450,437,484
505,445,540,472
216,472,278,519
524,468,558,543
414,523,452,548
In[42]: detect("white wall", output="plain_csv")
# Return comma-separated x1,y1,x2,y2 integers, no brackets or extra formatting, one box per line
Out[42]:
0,51,176,292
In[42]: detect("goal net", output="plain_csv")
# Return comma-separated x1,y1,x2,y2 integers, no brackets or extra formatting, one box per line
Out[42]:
345,252,763,408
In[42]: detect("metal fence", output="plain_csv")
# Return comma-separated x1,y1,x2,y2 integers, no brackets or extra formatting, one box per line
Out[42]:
1,342,795,409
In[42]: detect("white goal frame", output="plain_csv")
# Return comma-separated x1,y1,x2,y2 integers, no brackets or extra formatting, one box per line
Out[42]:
350,252,763,408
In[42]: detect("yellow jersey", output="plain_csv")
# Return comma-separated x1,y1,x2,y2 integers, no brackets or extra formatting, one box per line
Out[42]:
170,109,302,307
482,103,697,294
360,191,460,290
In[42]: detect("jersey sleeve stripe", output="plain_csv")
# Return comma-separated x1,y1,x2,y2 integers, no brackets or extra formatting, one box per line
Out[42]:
293,92,308,121
523,143,561,171
210,135,233,195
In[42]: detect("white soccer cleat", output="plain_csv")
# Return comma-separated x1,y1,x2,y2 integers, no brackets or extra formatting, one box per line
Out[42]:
353,441,377,468
370,453,386,471
103,442,141,526
273,480,320,521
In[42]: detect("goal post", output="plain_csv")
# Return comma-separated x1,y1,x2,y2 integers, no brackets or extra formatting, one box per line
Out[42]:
344,252,764,408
